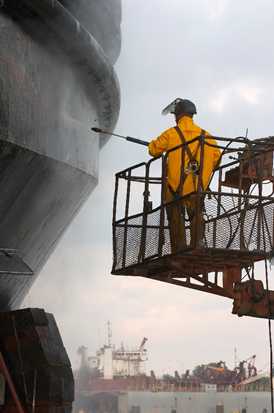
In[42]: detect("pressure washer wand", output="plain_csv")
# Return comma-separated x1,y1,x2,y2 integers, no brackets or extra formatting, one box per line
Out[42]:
91,127,149,147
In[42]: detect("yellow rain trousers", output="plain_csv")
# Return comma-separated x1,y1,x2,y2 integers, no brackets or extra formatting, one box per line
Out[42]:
148,116,221,252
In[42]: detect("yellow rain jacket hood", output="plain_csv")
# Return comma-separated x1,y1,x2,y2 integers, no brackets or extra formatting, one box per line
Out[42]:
148,116,221,195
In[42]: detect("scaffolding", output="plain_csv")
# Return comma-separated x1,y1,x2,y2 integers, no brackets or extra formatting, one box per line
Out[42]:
112,134,274,319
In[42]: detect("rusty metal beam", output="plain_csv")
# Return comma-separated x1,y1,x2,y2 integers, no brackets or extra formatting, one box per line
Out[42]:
0,352,26,413
149,275,231,298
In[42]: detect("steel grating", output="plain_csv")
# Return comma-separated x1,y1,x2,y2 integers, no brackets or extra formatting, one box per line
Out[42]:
113,194,273,274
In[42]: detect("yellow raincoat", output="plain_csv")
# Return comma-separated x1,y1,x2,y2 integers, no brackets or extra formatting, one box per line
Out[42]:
149,116,221,196
148,116,221,251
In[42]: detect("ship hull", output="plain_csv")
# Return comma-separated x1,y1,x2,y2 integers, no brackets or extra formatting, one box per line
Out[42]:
0,1,121,310
0,140,95,309
128,391,270,413
74,390,271,413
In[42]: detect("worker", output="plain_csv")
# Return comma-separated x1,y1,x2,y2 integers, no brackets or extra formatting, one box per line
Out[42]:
148,98,221,252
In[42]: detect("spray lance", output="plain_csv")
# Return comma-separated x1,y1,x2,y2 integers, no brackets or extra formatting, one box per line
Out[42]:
91,127,149,147
92,127,152,211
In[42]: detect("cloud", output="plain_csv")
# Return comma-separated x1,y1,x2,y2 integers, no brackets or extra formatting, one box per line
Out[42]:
204,0,229,21
208,82,263,114
209,88,230,113
237,85,262,105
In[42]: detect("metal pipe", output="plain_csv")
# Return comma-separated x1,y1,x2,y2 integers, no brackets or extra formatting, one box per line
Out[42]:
91,127,149,147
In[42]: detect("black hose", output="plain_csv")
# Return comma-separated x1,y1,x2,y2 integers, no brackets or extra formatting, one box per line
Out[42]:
264,258,274,412
262,212,274,412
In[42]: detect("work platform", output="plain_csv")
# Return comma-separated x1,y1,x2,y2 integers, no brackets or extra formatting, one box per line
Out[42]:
112,134,274,318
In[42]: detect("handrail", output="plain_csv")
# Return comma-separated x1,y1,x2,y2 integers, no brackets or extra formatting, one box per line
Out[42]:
112,134,274,274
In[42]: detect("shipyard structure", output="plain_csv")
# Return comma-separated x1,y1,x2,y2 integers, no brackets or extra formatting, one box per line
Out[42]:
0,1,121,412
75,338,271,413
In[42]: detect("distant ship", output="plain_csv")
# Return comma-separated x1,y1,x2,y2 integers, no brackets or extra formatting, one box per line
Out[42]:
74,331,271,413
0,0,121,310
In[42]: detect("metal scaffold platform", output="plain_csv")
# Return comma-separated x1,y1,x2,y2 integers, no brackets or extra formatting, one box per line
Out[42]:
112,134,274,319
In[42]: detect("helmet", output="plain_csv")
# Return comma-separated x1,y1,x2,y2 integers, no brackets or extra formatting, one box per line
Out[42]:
162,98,197,116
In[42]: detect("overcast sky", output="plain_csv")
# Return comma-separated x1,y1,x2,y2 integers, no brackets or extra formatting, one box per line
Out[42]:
24,0,274,376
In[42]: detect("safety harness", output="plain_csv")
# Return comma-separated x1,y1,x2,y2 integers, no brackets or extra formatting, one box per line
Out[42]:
168,127,205,199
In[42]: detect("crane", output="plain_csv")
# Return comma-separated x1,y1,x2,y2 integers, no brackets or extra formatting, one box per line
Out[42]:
236,355,257,380
139,337,148,352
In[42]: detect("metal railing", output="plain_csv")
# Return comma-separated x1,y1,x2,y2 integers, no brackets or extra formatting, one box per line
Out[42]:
112,135,274,277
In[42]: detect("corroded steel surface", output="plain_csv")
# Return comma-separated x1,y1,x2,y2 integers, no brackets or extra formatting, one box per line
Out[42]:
0,1,121,309
0,308,74,412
